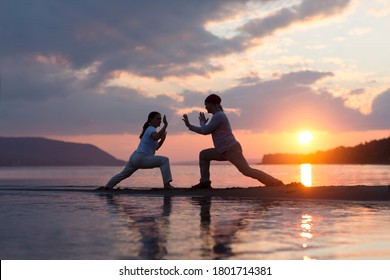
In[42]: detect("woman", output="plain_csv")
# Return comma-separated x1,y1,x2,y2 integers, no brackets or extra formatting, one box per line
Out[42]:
182,94,284,189
105,111,174,190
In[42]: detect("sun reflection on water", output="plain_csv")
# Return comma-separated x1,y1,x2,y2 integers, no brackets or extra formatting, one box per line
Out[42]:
300,214,315,260
300,214,313,239
300,164,312,187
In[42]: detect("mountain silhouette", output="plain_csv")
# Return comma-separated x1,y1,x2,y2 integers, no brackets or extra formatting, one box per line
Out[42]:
262,137,390,164
0,137,126,166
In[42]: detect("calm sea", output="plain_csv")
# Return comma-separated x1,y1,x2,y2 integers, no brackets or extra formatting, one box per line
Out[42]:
0,164,389,259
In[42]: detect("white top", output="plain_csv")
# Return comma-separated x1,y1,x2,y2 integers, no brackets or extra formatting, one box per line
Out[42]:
188,111,238,153
136,126,158,155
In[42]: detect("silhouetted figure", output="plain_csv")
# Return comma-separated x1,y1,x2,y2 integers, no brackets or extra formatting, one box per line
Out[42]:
182,94,284,188
105,112,174,189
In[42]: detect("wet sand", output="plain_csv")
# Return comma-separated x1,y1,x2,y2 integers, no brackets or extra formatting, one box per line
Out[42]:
94,185,390,201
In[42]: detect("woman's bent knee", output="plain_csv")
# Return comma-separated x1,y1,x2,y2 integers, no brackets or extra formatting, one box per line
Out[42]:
162,156,169,163
159,156,170,167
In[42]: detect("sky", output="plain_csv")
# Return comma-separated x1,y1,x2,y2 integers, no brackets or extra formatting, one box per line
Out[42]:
1,0,389,162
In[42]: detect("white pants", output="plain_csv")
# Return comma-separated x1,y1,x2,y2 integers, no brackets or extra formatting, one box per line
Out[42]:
106,152,172,188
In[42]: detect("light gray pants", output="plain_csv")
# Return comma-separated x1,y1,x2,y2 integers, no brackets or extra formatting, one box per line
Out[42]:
199,143,283,186
106,151,172,188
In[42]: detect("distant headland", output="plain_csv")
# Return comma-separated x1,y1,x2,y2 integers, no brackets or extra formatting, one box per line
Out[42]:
0,137,126,166
262,137,390,164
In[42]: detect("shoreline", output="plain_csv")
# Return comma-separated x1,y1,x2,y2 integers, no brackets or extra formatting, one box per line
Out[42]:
0,185,384,201
95,185,390,201
2,185,389,201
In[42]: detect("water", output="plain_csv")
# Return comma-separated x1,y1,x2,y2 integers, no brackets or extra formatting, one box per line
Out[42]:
1,164,390,188
0,164,390,260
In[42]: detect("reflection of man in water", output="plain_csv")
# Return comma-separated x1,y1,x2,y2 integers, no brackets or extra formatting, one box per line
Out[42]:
102,194,171,260
191,197,274,259
192,197,245,259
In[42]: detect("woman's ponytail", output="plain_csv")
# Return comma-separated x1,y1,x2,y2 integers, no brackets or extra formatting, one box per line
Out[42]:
139,111,160,139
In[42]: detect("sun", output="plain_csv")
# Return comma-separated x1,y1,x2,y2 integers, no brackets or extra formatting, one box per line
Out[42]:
298,131,313,145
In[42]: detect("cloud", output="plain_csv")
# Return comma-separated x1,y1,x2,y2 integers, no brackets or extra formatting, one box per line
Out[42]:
368,88,390,129
1,56,77,102
239,0,351,40
179,70,390,134
0,84,178,136
367,0,390,17
349,28,371,36
219,71,369,132
1,0,241,82
236,71,262,86
350,88,365,95
1,0,353,83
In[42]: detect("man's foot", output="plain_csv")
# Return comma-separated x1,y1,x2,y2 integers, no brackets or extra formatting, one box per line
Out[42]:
285,181,305,187
164,183,175,189
191,181,212,189
265,179,285,187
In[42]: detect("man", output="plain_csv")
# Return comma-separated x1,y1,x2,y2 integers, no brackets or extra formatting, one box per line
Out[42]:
182,94,285,189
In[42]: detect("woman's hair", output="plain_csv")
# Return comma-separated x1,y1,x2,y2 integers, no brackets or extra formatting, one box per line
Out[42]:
139,111,160,139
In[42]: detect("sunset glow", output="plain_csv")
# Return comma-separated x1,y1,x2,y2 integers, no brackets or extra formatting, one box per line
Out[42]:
298,131,313,145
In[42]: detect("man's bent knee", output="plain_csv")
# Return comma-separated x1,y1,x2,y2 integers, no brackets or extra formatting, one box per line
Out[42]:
199,150,208,160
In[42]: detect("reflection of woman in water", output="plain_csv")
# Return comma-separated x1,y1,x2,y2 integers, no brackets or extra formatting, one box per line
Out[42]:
105,112,174,190
103,194,171,259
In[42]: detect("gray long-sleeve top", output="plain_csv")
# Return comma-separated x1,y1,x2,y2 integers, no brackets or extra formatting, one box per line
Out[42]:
188,111,238,153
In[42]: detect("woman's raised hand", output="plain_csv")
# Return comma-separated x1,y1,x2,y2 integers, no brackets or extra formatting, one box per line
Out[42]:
163,115,168,127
